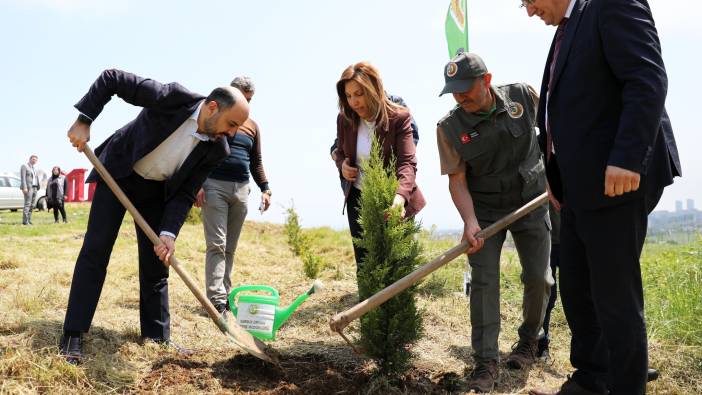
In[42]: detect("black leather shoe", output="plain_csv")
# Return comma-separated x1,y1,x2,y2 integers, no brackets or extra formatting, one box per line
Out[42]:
647,368,659,382
59,335,83,364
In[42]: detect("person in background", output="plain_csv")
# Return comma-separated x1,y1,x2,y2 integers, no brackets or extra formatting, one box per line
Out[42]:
46,166,68,223
196,76,272,317
20,154,39,225
334,61,425,271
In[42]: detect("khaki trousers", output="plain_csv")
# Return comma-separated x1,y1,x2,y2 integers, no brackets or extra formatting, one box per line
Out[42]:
468,205,552,361
201,178,250,306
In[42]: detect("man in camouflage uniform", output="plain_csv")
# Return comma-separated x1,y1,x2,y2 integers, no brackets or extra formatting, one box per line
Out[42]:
436,52,552,393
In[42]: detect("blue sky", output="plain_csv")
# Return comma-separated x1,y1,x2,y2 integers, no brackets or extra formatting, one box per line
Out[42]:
1,0,698,229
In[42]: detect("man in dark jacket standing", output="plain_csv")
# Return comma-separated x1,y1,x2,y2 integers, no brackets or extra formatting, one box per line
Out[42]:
523,1,681,394
61,69,249,364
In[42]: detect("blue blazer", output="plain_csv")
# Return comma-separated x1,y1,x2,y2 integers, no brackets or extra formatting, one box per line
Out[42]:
537,0,681,209
76,69,229,236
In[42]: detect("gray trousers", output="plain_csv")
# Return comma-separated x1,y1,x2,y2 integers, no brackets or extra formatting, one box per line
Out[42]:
469,205,552,361
201,178,249,306
22,187,37,224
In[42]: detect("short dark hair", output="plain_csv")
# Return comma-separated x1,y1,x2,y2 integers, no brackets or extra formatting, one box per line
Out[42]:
205,87,237,111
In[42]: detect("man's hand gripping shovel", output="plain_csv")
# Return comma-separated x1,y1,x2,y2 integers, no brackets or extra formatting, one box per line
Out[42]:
81,144,279,365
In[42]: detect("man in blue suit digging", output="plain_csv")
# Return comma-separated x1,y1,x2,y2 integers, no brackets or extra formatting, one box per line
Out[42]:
60,69,249,364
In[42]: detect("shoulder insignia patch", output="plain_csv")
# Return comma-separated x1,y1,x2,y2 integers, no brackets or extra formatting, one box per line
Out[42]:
508,102,524,119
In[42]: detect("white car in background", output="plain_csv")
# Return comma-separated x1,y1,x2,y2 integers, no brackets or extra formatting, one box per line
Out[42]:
0,174,47,211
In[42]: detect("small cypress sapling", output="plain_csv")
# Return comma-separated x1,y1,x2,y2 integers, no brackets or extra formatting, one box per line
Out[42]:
284,203,309,256
284,203,323,279
302,251,322,279
355,136,423,376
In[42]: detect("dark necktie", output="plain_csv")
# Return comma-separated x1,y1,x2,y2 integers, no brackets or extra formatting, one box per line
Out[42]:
546,17,568,162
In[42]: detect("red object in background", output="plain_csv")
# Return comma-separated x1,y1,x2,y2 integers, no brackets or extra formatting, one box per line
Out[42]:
65,168,95,202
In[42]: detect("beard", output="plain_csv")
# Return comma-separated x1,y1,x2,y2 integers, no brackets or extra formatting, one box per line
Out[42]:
199,113,221,138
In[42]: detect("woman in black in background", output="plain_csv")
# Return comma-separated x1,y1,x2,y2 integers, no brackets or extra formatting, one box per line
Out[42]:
46,166,68,223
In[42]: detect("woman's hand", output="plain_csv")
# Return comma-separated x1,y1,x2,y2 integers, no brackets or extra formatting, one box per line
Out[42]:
391,194,406,218
341,158,359,181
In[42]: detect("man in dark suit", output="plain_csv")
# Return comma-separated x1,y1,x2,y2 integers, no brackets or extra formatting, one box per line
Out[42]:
522,0,681,394
60,69,250,364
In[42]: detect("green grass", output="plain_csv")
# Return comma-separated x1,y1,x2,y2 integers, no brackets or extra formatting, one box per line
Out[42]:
643,238,702,346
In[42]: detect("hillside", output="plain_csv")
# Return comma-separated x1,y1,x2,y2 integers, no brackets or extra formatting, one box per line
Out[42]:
0,204,700,394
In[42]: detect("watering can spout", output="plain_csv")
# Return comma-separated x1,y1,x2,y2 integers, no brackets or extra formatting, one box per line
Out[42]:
275,280,324,331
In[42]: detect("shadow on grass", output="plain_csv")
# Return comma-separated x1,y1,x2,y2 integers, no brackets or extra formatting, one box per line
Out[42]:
1,319,144,392
448,344,549,394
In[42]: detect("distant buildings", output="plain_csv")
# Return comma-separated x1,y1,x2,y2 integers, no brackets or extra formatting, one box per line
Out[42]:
649,199,702,243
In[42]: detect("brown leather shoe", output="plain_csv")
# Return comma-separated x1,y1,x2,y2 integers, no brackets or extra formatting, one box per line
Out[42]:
506,339,537,369
467,359,498,393
529,376,607,395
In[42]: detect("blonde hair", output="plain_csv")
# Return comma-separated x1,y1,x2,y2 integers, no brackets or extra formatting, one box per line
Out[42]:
336,62,400,131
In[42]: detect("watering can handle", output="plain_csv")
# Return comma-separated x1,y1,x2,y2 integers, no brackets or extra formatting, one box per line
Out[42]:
228,285,280,315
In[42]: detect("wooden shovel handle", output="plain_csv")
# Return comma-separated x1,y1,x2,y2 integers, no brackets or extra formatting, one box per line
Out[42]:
329,192,548,333
82,146,223,318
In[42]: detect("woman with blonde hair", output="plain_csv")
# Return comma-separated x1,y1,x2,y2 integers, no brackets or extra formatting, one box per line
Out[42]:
334,61,425,269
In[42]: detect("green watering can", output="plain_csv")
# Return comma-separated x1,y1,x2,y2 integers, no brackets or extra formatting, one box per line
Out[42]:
228,280,323,341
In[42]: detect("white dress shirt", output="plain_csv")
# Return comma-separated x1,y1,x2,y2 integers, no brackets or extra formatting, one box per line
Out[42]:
133,101,209,181
132,101,208,239
354,119,375,190
545,0,577,156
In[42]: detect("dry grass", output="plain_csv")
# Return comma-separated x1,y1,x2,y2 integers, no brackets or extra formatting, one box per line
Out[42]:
0,203,700,394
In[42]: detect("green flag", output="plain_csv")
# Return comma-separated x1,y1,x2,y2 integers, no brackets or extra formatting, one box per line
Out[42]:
445,0,468,58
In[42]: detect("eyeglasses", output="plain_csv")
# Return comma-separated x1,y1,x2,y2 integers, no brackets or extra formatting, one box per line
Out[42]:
520,0,535,8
